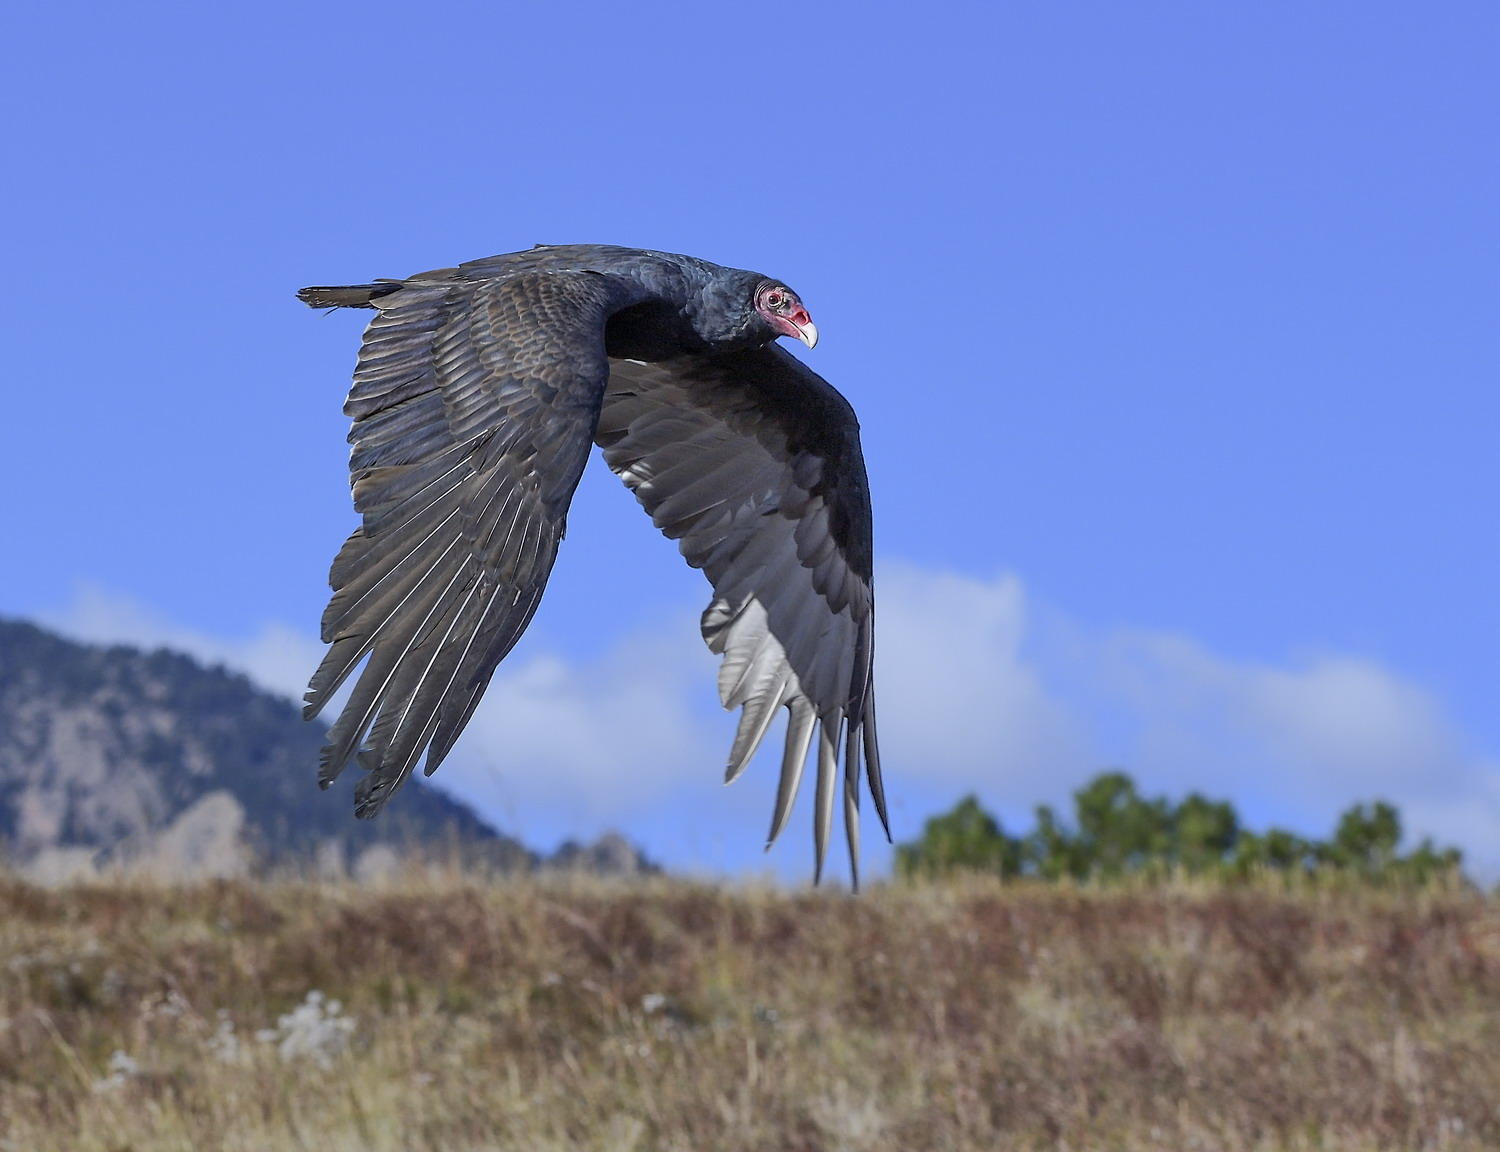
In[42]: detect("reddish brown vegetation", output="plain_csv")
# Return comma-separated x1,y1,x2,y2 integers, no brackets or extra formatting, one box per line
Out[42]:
0,874,1495,1150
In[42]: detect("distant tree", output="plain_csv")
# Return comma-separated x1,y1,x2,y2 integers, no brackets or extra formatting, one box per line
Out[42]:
1231,828,1317,875
1327,801,1402,873
896,772,1464,886
893,795,1023,878
1173,793,1239,873
1023,804,1088,880
1070,771,1174,877
1390,837,1464,885
1321,801,1461,884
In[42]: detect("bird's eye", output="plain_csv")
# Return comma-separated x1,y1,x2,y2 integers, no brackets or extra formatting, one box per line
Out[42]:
765,290,786,310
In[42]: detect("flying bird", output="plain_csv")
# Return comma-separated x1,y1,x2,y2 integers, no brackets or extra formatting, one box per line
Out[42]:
299,244,885,883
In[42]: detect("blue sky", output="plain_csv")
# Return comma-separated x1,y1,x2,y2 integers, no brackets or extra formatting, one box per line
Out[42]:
3,3,1496,879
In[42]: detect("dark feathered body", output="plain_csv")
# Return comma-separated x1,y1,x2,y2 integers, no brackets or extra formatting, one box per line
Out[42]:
300,244,884,884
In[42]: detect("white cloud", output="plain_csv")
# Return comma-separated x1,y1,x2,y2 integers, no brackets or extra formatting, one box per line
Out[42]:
438,614,725,830
1098,634,1468,800
1078,627,1500,870
34,568,1500,877
40,583,322,702
873,563,1091,806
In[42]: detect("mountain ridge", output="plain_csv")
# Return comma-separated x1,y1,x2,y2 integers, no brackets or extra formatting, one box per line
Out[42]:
0,617,653,880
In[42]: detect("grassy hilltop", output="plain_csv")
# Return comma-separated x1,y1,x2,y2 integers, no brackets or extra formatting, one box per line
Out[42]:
1,873,1496,1151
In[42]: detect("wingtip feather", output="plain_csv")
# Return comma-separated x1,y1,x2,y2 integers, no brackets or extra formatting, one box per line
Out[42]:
844,721,863,891
724,680,788,784
863,699,892,843
844,764,862,894
767,702,816,847
811,716,838,886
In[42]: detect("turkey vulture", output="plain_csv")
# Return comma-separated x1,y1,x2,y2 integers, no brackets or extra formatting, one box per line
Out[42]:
299,244,886,883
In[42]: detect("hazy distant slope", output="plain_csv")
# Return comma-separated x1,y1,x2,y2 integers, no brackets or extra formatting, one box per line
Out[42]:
0,618,649,876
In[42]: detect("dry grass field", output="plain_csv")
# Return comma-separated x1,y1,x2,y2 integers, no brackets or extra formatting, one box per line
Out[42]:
0,872,1496,1151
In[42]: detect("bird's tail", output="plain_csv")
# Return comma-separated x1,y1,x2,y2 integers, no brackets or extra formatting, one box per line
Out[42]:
297,282,404,309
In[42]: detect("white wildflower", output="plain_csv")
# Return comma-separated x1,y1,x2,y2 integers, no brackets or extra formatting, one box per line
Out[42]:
207,1010,246,1065
640,993,667,1014
259,990,356,1068
94,1049,140,1092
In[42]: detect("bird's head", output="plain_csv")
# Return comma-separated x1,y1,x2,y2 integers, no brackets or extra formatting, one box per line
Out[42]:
752,282,818,349
689,269,819,351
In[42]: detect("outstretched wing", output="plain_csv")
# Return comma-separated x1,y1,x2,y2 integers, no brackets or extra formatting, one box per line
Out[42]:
304,270,632,816
596,346,886,884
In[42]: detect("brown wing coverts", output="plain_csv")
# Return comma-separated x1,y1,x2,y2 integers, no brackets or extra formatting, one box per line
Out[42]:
304,272,621,816
596,347,886,883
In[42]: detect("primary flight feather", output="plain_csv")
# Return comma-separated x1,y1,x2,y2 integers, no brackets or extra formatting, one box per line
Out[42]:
299,244,886,884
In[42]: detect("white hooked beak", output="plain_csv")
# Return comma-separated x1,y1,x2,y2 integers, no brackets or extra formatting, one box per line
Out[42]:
782,302,818,349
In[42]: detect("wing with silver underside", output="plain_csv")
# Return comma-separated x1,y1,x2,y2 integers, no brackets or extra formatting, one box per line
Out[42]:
596,349,887,884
